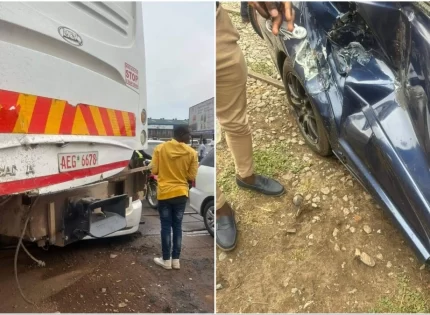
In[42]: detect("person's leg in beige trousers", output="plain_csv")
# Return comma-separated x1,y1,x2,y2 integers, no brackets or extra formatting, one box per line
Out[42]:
216,4,284,251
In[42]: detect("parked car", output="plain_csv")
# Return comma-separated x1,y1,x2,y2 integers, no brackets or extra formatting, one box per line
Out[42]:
250,2,430,263
146,139,164,157
190,148,214,236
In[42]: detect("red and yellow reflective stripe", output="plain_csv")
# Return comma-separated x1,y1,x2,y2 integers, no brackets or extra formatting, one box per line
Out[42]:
0,89,136,137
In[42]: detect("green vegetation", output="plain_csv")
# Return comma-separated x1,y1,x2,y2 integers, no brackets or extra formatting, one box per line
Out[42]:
370,275,429,313
253,145,308,178
248,61,275,77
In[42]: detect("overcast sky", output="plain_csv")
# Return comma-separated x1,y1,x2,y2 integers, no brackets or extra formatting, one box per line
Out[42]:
142,2,214,120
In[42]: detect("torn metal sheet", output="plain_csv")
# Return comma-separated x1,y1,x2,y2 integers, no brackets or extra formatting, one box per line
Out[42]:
255,1,430,262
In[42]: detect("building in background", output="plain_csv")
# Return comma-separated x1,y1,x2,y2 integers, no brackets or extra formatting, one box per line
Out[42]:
148,118,189,140
189,98,214,142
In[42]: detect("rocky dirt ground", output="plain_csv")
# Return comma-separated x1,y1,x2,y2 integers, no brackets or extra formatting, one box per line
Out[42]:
216,3,430,313
0,203,214,313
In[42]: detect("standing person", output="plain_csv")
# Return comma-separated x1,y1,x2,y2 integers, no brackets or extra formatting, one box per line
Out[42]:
151,125,198,270
216,2,294,251
198,139,208,162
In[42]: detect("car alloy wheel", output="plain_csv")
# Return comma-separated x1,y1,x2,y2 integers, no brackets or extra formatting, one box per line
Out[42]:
285,72,319,144
204,201,214,237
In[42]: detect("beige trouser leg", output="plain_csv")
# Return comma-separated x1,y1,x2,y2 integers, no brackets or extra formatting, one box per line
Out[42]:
216,5,254,210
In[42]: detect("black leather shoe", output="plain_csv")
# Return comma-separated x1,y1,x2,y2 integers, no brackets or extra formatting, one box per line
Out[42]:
216,214,237,251
236,174,285,196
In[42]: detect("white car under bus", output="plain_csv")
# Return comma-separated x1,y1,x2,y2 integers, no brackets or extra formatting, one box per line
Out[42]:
190,148,214,236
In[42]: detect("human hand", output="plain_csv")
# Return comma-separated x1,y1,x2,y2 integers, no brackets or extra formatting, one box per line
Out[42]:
249,2,295,35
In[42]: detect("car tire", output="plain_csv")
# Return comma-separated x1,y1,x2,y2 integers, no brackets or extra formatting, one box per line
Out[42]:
146,180,158,209
282,57,332,156
203,200,214,237
248,4,263,39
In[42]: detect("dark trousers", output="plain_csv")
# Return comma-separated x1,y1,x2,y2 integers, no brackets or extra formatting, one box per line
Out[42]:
241,2,248,18
158,198,187,260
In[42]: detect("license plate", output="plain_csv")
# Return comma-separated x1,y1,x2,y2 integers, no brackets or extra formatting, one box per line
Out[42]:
58,152,98,172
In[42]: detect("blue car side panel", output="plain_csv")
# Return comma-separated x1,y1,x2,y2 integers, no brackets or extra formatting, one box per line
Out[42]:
257,1,430,261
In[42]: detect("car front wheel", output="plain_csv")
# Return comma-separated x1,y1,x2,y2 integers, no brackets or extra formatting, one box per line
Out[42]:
203,200,214,237
282,57,332,156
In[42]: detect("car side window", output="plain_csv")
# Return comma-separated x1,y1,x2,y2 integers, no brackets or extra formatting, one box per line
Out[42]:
200,148,214,167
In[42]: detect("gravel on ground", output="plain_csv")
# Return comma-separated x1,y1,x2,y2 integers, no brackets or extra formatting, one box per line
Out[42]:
216,3,430,313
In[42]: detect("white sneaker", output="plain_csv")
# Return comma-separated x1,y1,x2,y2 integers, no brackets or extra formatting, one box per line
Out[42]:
153,257,172,270
172,259,180,270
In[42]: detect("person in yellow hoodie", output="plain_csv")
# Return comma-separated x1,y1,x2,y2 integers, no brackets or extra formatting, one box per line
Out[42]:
151,125,198,270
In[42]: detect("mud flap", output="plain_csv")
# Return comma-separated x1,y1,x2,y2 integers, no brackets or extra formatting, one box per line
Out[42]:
63,195,128,245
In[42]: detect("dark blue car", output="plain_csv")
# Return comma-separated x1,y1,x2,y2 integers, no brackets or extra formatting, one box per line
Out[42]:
250,2,430,263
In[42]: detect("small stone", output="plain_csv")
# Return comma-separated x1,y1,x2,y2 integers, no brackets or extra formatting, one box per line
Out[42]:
216,284,223,290
311,203,318,208
377,229,382,234
321,187,330,195
303,301,314,309
283,173,294,180
118,303,127,308
312,196,320,203
298,140,305,145
110,254,118,259
354,248,361,257
291,288,299,294
279,136,286,141
101,288,107,293
353,215,362,222
333,228,339,238
343,195,349,202
286,228,297,234
348,289,357,294
386,261,392,268
80,295,83,298
219,252,227,261
252,240,258,247
420,264,426,270
343,208,350,216
308,234,314,240
359,252,376,267
376,253,383,260
363,225,372,234
189,278,193,281
334,244,340,252
350,227,356,233
293,194,304,206
341,261,346,269
283,277,291,287
305,194,312,201
341,246,346,251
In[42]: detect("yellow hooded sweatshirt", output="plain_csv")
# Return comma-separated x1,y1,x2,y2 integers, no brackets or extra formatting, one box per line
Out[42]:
151,139,198,200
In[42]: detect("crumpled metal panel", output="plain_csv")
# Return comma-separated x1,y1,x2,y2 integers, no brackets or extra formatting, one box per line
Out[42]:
258,1,430,261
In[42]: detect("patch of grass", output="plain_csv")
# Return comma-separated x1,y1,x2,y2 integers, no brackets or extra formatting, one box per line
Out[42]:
369,275,429,313
248,61,275,77
291,248,306,261
254,145,308,178
217,158,237,195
